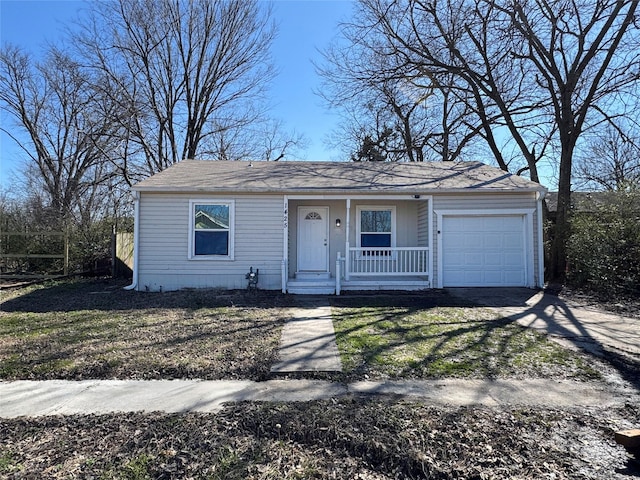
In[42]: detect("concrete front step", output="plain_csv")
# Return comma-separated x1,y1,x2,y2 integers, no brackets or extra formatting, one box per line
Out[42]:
287,281,335,295
295,271,331,280
286,278,430,294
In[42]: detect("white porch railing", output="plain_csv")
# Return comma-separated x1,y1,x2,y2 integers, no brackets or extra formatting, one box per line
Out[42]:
346,247,429,276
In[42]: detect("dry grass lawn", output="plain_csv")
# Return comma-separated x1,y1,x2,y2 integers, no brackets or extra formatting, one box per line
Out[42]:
0,279,289,380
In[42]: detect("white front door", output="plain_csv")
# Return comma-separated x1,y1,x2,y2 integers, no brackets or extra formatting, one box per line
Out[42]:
297,206,329,272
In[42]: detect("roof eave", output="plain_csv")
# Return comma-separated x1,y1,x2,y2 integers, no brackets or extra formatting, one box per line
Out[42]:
132,186,546,194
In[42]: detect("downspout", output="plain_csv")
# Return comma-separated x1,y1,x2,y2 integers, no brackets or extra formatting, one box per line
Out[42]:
282,195,288,294
124,190,140,291
536,190,546,289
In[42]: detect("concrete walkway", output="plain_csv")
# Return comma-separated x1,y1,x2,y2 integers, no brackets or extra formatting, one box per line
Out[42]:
270,297,342,373
1,378,634,418
448,288,640,360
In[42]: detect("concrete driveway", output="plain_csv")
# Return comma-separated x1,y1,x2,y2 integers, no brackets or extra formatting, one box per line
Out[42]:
447,288,640,361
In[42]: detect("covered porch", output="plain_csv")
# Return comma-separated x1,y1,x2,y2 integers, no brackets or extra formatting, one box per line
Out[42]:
282,195,432,294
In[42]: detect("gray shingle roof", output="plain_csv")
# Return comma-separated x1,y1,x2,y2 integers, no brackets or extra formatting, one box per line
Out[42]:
133,160,546,194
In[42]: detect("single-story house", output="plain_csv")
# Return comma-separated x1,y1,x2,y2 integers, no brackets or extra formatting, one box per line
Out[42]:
127,160,547,294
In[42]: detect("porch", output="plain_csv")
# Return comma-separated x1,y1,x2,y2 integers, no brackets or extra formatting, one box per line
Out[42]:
283,196,432,294
286,248,430,294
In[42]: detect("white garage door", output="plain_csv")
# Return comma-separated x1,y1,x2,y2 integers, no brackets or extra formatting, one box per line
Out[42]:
442,215,526,287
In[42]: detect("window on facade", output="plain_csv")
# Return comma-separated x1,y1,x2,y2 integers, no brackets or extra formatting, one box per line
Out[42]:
359,207,394,253
305,211,322,220
191,202,233,258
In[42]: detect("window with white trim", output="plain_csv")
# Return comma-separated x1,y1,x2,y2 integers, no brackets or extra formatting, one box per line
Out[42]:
189,200,234,259
357,206,395,254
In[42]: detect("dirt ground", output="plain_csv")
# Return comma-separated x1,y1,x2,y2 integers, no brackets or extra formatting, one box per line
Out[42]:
559,286,640,320
1,400,639,479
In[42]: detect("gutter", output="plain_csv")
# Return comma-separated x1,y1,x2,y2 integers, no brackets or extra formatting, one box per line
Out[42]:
124,191,140,291
132,186,547,195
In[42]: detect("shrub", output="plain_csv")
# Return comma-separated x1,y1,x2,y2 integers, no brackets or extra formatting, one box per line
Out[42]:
566,191,640,296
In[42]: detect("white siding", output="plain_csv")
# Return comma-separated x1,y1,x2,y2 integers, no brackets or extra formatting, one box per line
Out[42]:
136,191,542,291
432,193,542,288
532,206,542,283
433,193,536,210
417,200,429,247
138,193,284,291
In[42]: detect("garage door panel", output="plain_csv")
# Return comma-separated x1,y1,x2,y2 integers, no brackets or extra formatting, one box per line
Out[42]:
447,234,466,248
484,253,504,266
504,271,525,283
462,236,480,248
442,215,526,287
465,253,483,266
504,252,523,266
467,219,484,231
484,271,503,283
444,251,464,266
484,232,503,246
504,233,521,244
464,271,483,284
447,272,465,284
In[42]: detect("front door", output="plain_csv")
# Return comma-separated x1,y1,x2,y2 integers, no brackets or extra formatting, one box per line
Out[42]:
297,206,329,272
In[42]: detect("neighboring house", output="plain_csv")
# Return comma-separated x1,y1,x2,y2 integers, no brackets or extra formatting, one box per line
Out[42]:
128,160,547,294
544,191,640,221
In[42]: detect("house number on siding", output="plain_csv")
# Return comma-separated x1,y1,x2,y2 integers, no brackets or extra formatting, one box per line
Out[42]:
283,207,288,228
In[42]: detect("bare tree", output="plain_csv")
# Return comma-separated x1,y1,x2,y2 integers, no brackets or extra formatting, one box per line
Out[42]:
318,18,480,163
253,120,309,162
0,45,122,227
338,0,640,281
576,124,640,191
75,0,279,177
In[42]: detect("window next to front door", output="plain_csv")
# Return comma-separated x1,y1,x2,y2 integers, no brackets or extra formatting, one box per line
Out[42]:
356,206,395,253
189,200,235,260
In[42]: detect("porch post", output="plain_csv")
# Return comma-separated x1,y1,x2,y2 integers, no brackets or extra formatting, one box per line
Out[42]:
428,197,434,288
336,253,341,296
282,195,289,293
345,198,351,281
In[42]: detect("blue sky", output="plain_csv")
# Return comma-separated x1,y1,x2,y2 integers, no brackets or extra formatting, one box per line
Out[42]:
0,0,354,188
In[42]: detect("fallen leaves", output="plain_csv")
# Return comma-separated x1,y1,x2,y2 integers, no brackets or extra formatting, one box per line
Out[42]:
3,400,638,479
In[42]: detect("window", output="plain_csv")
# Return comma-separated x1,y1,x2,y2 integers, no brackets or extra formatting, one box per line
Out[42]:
357,206,395,253
305,211,322,220
190,200,234,259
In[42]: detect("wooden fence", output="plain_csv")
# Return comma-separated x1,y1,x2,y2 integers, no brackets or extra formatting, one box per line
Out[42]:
1,230,134,280
113,231,134,278
0,231,69,278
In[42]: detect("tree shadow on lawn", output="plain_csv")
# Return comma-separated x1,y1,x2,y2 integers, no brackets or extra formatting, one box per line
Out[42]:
0,278,297,313
332,290,640,391
0,279,290,380
448,287,640,393
2,315,282,380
